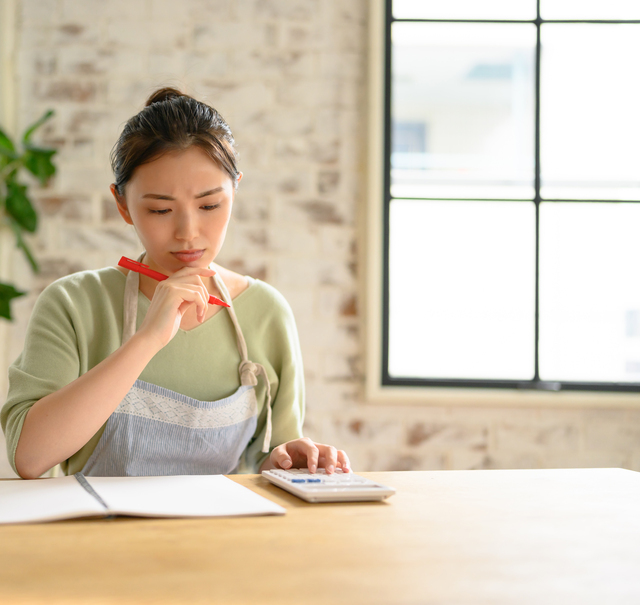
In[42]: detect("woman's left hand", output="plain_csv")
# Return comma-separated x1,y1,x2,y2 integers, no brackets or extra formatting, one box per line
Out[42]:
266,437,351,474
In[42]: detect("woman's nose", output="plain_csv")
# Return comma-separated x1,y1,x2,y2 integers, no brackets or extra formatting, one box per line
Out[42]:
175,211,198,241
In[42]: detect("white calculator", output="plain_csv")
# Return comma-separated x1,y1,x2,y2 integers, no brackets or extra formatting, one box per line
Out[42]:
261,468,396,503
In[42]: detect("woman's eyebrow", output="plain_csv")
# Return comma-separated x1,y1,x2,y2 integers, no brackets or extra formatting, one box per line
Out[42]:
195,187,224,198
141,187,224,200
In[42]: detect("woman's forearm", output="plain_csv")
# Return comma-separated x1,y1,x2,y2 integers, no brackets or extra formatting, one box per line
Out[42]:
14,332,160,479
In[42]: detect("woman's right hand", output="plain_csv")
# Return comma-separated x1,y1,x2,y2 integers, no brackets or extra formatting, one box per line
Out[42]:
136,267,216,350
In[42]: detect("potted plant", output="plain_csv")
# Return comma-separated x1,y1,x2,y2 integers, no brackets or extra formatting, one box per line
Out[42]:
0,110,57,320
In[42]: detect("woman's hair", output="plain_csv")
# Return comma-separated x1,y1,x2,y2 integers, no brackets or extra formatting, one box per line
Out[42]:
110,87,239,195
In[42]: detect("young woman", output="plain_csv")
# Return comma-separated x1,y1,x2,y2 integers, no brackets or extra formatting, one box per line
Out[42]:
1,87,350,479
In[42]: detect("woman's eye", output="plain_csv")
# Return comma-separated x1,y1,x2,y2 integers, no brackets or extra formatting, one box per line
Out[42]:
201,203,221,211
149,209,171,215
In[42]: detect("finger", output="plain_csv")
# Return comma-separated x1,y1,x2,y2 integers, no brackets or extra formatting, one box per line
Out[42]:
337,450,351,473
165,274,215,320
156,282,210,320
318,445,338,474
271,445,293,470
306,443,320,474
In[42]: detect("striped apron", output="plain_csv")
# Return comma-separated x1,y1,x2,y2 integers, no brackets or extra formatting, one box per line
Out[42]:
81,264,272,476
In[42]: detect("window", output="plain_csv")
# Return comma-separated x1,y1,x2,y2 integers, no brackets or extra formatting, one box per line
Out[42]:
369,0,640,399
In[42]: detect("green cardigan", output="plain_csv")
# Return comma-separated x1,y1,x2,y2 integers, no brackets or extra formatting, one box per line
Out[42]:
1,268,305,476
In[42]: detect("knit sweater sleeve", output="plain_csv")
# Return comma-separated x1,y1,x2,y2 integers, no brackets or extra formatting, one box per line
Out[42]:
0,269,124,475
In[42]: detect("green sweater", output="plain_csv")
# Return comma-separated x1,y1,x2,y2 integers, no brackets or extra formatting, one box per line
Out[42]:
1,268,305,476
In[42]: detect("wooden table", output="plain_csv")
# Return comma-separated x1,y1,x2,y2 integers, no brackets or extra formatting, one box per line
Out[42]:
1,469,640,604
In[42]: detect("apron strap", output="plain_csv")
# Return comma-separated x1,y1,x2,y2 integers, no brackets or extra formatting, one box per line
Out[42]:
122,253,144,345
214,272,273,454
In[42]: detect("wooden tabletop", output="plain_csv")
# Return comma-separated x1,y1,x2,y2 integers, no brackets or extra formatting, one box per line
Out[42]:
1,469,640,604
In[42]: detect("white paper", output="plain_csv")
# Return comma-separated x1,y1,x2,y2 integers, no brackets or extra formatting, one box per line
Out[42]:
0,476,106,524
88,475,285,518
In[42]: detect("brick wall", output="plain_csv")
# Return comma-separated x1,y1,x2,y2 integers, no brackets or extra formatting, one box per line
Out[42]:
1,0,638,477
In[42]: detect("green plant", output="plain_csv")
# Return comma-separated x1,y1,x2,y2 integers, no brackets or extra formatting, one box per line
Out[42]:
0,110,57,320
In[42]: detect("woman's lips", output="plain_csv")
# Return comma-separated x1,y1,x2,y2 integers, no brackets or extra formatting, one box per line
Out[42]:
172,250,205,263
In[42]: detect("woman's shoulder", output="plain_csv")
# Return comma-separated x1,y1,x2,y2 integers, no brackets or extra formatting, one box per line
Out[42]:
37,266,125,309
238,278,293,314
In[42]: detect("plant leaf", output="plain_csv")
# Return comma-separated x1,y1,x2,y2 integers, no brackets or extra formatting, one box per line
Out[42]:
22,109,55,145
5,179,38,232
0,282,26,321
6,215,39,272
23,146,57,185
0,126,16,153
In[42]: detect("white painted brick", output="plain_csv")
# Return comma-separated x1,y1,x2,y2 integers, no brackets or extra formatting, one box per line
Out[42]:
304,382,360,415
19,24,53,49
405,421,490,452
198,82,276,115
273,197,346,228
268,223,319,256
230,49,317,79
149,0,192,24
317,286,343,319
276,78,340,108
321,414,406,450
272,257,354,289
495,422,581,453
58,225,139,251
193,22,268,51
319,225,355,258
330,0,367,25
321,351,360,382
22,0,59,26
103,0,149,21
298,316,358,352
280,23,322,51
106,78,161,107
584,409,640,451
52,21,101,47
319,51,365,79
105,20,189,50
60,0,106,21
148,51,187,77
183,53,228,78
252,0,321,22
187,0,234,22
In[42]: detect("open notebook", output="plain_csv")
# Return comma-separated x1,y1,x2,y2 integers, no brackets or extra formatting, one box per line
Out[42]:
0,473,285,524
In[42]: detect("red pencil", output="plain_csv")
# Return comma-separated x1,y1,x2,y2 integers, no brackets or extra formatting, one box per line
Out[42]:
118,256,230,308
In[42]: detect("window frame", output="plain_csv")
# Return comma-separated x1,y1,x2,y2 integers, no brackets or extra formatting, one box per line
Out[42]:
364,0,640,408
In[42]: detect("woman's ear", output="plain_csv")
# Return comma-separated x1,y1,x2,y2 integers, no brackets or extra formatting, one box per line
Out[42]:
110,183,133,225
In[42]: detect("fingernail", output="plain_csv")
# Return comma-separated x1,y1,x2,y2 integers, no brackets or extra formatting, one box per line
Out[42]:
327,465,334,474
309,464,316,473
281,459,292,469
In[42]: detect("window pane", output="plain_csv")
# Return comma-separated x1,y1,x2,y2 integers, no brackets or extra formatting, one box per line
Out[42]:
540,25,640,200
541,0,640,20
391,23,536,200
539,203,640,383
393,0,536,20
388,200,536,380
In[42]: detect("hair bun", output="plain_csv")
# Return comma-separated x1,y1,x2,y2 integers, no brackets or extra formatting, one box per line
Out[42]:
145,87,188,107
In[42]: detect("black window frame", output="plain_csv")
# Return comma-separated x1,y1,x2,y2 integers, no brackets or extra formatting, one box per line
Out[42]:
381,0,640,394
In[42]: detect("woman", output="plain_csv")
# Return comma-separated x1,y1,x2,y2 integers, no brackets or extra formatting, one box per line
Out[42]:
2,87,350,479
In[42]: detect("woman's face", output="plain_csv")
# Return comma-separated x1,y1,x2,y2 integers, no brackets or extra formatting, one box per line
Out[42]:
112,146,240,275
